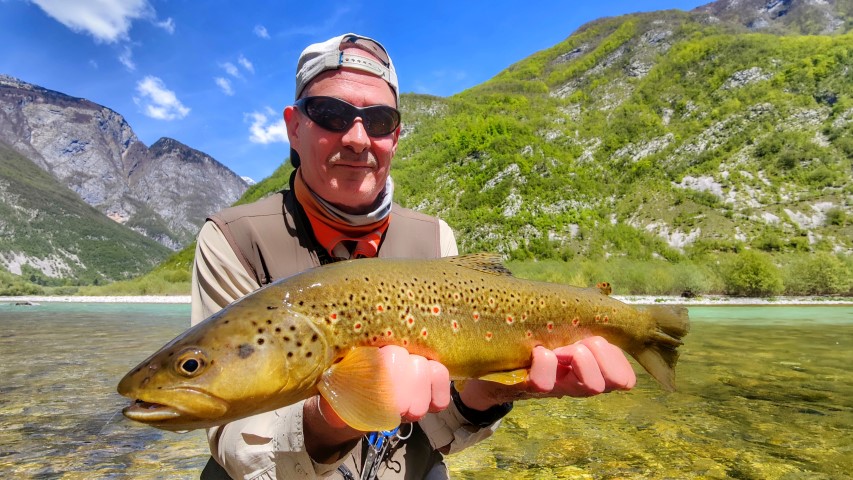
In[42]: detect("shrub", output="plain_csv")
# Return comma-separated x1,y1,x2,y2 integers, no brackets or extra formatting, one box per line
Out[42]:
720,250,784,297
784,252,851,295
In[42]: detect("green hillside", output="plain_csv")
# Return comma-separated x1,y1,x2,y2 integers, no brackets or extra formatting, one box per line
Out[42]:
7,7,852,298
0,143,171,294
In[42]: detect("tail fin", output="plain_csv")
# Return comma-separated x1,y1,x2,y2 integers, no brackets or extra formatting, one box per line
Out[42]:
632,305,690,392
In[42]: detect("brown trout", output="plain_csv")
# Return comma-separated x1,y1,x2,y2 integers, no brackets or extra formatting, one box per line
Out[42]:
118,254,689,432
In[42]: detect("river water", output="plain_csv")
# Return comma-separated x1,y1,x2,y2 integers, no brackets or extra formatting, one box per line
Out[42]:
0,302,850,479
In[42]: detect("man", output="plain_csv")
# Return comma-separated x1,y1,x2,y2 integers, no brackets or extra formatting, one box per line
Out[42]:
191,33,636,480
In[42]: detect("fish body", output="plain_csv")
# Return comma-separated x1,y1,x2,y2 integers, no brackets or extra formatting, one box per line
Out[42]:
118,254,689,432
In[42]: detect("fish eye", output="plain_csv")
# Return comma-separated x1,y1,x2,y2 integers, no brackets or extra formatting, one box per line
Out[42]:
174,348,207,378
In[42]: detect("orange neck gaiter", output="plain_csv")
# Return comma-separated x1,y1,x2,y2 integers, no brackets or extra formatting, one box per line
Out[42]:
293,169,390,259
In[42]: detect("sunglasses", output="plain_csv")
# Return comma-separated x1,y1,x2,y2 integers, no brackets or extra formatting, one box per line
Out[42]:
294,96,401,137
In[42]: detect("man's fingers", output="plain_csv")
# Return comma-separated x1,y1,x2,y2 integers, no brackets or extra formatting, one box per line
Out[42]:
527,346,558,392
428,361,451,412
402,355,431,421
580,337,636,391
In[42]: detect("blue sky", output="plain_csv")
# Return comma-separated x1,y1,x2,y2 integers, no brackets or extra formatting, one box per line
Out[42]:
1,0,709,183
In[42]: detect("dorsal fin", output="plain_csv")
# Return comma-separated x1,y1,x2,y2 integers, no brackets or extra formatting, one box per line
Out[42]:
442,253,513,276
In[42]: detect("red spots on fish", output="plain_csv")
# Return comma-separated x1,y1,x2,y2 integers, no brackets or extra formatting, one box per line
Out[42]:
506,315,514,325
353,322,363,332
547,322,554,332
420,327,429,339
472,311,480,322
521,313,528,322
385,329,394,337
485,332,493,341
376,304,385,313
406,315,416,328
431,306,441,315
595,314,601,322
572,317,580,327
603,315,609,323
451,320,460,333
526,330,533,339
402,338,410,347
329,312,338,323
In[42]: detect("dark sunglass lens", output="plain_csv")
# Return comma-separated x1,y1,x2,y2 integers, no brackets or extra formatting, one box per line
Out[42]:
306,98,352,131
363,107,400,136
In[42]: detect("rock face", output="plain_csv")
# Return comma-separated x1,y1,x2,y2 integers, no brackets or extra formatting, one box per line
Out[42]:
0,75,247,249
693,0,848,34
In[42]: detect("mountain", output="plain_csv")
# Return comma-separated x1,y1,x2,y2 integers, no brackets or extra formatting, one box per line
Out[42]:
0,142,170,285
0,75,248,250
388,0,851,259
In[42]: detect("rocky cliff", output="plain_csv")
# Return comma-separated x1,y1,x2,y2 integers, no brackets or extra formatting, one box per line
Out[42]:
0,75,247,250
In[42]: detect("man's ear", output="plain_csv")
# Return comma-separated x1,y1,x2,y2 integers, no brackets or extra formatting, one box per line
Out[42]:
284,106,299,144
390,124,401,157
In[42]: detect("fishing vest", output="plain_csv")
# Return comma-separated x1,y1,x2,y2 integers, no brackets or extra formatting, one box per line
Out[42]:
208,190,441,285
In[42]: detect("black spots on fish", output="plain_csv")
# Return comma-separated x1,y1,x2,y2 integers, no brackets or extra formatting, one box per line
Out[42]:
283,335,291,342
257,328,265,334
224,320,230,325
237,344,255,359
267,305,279,310
290,325,297,332
275,327,282,333
298,301,304,307
311,333,319,343
266,319,273,325
306,352,313,358
257,338,265,346
287,352,294,358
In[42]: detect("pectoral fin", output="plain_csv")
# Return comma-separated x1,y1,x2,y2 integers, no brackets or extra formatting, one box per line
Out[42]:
317,347,400,432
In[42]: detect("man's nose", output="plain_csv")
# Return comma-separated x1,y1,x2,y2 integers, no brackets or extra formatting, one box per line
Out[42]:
341,118,370,153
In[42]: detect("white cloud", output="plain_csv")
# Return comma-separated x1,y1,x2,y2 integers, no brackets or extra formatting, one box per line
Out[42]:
246,108,287,144
238,55,254,74
134,76,190,120
155,17,175,34
253,25,270,39
31,0,153,43
222,62,240,78
118,45,136,71
215,77,234,96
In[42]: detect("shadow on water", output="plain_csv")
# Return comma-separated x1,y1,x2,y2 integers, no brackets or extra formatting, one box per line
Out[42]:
1,303,850,479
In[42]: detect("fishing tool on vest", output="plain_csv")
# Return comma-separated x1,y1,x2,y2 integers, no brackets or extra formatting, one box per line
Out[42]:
360,424,413,480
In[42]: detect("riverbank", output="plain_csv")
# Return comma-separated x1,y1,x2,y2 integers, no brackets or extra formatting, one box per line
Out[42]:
2,294,851,305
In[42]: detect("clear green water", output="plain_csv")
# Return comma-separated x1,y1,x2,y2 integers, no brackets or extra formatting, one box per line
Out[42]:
0,303,850,479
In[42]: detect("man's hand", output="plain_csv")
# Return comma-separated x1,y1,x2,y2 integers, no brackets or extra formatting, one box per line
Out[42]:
458,336,636,411
380,345,451,422
305,345,451,462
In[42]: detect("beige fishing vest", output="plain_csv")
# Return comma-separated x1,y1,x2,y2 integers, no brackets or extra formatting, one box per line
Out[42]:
208,190,441,285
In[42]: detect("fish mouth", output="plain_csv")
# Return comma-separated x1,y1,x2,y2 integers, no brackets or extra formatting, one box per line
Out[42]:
120,387,230,430
123,399,182,422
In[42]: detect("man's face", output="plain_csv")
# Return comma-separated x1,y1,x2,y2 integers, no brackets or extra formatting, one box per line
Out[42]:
285,62,399,213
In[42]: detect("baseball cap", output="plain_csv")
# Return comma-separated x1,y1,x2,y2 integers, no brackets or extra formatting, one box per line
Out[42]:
294,33,399,105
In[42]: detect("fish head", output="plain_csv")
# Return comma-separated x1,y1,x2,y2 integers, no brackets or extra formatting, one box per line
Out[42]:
118,297,330,431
